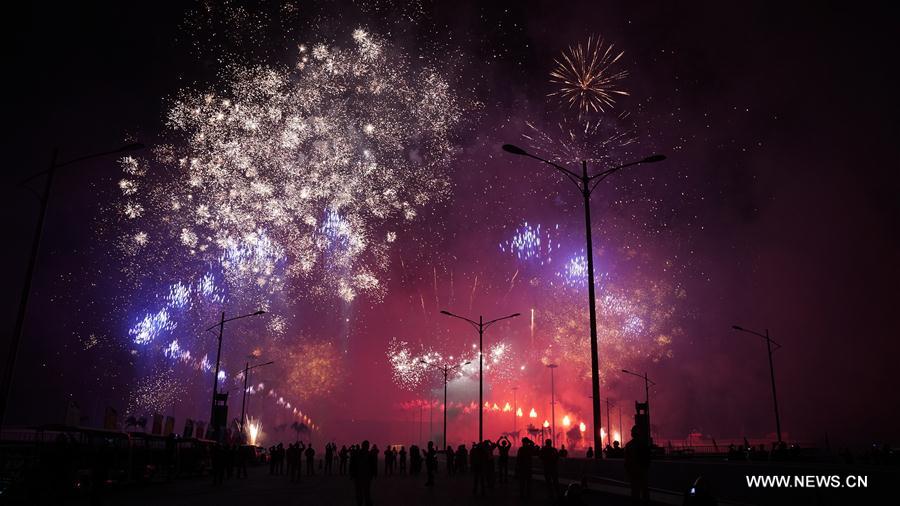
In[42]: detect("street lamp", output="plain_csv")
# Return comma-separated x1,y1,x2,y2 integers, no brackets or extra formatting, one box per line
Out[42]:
503,143,665,457
206,310,266,440
732,325,783,444
588,393,617,449
440,310,520,441
421,360,469,451
1,142,145,428
240,360,274,440
622,369,656,444
547,363,558,446
512,386,518,443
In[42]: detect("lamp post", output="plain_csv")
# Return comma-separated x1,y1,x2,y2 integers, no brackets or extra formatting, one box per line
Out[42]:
618,405,623,444
732,325,783,444
1,143,144,428
622,369,656,445
512,386,518,443
502,143,665,457
440,310,520,441
420,360,469,451
604,397,615,447
240,360,274,440
205,310,266,440
547,363,558,446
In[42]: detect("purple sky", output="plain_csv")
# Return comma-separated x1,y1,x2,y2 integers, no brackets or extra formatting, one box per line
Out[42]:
3,1,898,448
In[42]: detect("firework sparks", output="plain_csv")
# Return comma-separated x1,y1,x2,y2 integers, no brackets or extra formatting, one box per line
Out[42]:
247,416,262,446
549,35,629,116
499,222,559,265
387,337,517,390
115,28,464,303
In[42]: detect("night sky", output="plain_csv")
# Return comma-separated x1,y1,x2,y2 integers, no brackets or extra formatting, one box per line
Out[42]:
4,1,898,449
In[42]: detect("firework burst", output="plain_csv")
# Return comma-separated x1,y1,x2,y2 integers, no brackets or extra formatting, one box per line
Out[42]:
114,27,464,303
549,35,629,116
499,222,559,266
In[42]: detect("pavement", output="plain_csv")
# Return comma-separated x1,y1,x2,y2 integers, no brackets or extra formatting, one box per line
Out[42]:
87,464,652,506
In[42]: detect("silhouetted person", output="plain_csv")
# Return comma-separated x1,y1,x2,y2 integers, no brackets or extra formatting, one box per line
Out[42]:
425,441,437,486
683,476,717,506
540,438,560,498
269,445,277,475
398,445,407,474
497,435,511,483
325,442,335,475
516,437,536,499
625,426,651,505
410,445,422,475
286,443,295,479
585,446,594,459
456,444,468,473
470,441,485,495
611,440,624,458
351,441,375,506
445,445,455,475
370,444,379,478
483,439,497,488
384,446,395,476
237,444,249,478
276,443,285,474
225,444,236,480
305,444,316,475
340,445,350,475
298,441,306,477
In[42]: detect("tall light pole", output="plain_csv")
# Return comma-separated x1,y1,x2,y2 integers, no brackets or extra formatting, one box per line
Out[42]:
732,325,783,444
421,360,469,451
205,310,266,440
622,369,656,444
604,397,614,447
547,363,558,446
440,310,520,442
1,143,145,428
618,405,623,444
502,143,665,457
240,360,274,440
512,386,518,442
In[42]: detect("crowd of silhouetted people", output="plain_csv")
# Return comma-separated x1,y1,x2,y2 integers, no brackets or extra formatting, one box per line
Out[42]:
20,424,899,506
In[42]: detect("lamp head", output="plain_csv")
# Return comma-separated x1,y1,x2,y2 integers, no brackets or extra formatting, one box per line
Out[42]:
502,144,529,156
440,310,453,316
254,310,266,315
641,154,666,163
732,325,743,331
